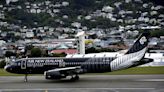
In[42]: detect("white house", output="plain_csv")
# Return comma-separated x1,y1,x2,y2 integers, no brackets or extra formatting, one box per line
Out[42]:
26,31,34,38
102,6,114,12
0,40,6,46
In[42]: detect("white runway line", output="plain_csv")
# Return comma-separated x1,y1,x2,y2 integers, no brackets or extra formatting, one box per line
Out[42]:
136,79,164,82
0,88,155,91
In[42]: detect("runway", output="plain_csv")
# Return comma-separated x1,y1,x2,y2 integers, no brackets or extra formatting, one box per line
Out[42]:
0,75,164,92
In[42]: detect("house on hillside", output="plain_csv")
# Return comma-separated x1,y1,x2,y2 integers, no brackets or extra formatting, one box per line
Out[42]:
50,43,78,55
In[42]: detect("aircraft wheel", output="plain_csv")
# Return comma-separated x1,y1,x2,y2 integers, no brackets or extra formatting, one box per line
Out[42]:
75,75,79,80
70,75,79,81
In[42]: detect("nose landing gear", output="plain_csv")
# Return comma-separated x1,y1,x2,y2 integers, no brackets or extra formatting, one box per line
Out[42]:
24,74,28,82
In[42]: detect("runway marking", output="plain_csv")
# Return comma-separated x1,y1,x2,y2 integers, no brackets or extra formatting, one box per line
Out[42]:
0,88,155,91
136,79,164,82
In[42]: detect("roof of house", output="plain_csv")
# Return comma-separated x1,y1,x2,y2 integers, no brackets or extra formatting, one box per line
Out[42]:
51,49,78,54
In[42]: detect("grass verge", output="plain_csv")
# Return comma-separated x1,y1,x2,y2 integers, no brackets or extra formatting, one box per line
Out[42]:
0,69,22,76
0,66,164,76
91,66,164,75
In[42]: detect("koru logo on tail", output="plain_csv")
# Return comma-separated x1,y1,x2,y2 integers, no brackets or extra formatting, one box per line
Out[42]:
139,36,147,44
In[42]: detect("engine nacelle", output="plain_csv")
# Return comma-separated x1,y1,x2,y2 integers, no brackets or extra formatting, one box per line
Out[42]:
44,71,66,80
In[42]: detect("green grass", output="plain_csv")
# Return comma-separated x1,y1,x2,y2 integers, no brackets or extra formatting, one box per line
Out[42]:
0,69,22,76
91,66,164,75
0,66,164,76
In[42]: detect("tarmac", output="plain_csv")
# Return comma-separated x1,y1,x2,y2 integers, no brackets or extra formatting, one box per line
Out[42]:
0,75,164,92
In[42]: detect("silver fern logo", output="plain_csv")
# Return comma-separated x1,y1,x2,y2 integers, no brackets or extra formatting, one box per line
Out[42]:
139,36,147,44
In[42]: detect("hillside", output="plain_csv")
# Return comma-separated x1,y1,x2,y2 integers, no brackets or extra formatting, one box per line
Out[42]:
0,0,164,41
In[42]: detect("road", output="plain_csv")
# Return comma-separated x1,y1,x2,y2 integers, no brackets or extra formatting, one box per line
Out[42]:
0,75,164,92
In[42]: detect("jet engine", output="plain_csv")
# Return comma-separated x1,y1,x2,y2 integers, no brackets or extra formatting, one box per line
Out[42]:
44,71,66,79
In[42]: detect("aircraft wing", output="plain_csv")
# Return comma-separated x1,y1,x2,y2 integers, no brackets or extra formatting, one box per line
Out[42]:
44,66,83,79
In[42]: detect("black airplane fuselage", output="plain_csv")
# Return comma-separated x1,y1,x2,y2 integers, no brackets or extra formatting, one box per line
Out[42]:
6,57,115,74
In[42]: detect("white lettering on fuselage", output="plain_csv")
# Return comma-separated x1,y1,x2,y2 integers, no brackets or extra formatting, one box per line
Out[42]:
26,59,64,67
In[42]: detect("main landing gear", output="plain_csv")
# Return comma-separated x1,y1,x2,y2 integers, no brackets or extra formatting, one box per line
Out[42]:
70,74,79,81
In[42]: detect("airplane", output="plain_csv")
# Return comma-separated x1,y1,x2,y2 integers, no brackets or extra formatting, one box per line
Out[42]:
4,31,153,82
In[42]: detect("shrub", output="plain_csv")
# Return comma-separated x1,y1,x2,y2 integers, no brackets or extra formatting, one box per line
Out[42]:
0,60,6,68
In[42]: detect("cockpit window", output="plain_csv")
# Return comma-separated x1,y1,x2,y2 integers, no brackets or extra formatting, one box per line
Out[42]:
15,60,21,66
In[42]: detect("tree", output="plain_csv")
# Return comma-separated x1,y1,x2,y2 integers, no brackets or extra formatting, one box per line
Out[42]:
85,47,99,54
150,30,164,37
30,48,42,57
0,60,6,68
52,52,67,57
98,48,115,52
5,51,16,57
71,0,95,9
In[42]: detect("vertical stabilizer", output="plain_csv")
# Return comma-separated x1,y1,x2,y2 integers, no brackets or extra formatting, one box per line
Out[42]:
125,31,150,54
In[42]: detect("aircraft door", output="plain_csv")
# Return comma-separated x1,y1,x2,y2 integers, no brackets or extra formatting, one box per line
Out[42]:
21,60,26,69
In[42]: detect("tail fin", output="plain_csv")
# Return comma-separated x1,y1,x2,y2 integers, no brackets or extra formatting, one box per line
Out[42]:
125,31,150,54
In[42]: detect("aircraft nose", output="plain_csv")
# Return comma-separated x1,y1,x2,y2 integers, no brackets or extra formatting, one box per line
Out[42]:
4,65,11,72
